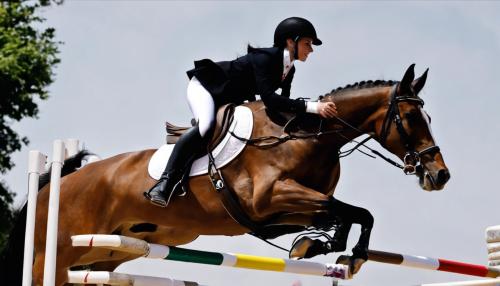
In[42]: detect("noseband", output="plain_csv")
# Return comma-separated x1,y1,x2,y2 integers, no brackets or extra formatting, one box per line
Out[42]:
379,85,440,174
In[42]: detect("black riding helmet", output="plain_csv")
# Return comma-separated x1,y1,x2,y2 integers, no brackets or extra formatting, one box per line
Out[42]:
274,17,322,48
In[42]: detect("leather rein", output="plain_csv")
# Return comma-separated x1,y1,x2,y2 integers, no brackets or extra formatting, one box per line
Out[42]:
229,84,440,175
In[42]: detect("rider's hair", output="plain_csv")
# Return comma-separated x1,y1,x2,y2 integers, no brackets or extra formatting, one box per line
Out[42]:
247,44,258,53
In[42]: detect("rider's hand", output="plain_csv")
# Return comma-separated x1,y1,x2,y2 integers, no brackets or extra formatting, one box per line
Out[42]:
317,102,337,119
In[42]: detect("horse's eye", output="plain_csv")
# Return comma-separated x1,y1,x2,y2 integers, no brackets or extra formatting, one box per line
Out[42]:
404,112,418,121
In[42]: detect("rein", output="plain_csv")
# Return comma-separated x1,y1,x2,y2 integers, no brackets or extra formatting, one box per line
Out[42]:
229,117,343,148
228,84,439,174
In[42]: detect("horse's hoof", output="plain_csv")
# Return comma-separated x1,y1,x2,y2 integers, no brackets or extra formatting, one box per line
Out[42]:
290,237,314,259
351,258,366,275
335,255,366,277
289,237,327,259
336,254,351,265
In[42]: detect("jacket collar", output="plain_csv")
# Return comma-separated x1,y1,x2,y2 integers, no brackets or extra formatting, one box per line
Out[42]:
282,48,294,81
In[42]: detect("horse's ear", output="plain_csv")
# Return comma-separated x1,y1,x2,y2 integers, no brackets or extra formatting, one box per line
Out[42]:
412,68,428,95
399,64,415,95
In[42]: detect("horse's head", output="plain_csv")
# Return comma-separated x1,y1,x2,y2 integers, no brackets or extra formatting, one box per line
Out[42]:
377,64,450,191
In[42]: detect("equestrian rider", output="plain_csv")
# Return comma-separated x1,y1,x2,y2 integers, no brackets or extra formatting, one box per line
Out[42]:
147,17,338,207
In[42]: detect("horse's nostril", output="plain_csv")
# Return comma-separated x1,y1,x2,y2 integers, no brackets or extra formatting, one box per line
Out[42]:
437,169,450,185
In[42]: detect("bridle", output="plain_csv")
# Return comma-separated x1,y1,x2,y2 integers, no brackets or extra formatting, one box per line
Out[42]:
379,85,440,175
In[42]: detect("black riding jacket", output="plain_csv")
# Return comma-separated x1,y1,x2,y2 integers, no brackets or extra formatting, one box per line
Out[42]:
186,46,306,113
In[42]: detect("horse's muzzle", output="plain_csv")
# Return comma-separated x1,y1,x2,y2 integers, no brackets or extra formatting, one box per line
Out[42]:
436,168,451,186
417,165,450,191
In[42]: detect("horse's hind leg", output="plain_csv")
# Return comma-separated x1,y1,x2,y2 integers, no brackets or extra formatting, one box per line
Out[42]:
32,250,73,286
32,251,45,286
90,260,125,272
32,238,106,286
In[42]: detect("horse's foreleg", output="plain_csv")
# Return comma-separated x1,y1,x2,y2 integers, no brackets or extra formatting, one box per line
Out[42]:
290,198,373,271
252,178,330,219
327,198,374,261
320,198,374,275
329,221,352,252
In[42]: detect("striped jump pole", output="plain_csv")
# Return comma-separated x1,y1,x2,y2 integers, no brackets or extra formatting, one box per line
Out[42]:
421,278,500,286
486,225,500,268
68,271,204,286
72,234,350,280
367,249,500,278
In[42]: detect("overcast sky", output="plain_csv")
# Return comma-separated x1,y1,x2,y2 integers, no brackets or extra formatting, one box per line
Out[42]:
4,1,500,286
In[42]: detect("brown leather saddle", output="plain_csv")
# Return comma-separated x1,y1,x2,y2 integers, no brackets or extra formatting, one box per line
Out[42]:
165,104,236,151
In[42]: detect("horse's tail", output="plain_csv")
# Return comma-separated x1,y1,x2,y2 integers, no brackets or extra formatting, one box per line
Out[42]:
0,150,94,285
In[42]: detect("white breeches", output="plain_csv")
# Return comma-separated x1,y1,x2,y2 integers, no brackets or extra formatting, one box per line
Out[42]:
187,76,215,137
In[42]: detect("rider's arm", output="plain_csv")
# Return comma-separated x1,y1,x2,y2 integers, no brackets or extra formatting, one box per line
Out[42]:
280,66,320,114
252,53,306,113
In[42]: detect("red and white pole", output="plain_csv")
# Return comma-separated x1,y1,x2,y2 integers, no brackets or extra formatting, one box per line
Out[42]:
368,249,500,278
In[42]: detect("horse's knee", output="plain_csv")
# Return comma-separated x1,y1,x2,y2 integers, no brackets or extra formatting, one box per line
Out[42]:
329,198,374,228
359,207,374,229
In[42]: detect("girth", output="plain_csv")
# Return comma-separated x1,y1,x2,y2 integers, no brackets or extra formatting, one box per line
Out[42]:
207,151,297,237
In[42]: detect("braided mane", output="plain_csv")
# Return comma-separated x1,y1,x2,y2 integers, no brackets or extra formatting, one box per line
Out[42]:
320,80,398,99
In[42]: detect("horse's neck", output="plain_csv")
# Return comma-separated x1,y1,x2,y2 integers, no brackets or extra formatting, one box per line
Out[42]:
333,87,390,146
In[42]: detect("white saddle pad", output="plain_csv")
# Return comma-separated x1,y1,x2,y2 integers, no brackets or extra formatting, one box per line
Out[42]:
148,106,253,179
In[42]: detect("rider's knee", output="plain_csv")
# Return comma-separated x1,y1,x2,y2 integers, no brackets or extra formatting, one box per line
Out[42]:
198,118,215,137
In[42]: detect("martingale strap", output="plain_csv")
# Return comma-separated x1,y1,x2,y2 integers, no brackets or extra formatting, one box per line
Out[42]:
207,150,260,231
206,148,296,246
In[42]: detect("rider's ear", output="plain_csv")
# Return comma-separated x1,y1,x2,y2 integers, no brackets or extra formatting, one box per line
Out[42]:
398,63,415,95
412,68,428,95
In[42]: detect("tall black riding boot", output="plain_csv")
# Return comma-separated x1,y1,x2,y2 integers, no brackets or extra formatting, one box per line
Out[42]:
146,125,206,207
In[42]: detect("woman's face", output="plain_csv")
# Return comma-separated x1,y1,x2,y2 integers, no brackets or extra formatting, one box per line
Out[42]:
287,37,314,62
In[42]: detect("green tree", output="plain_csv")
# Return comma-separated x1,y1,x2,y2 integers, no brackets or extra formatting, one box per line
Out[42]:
0,0,61,250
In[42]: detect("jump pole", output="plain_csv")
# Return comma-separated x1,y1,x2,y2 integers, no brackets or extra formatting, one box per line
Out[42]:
421,278,500,286
486,225,500,268
71,234,350,280
42,139,66,286
67,270,205,286
367,249,500,278
22,151,47,286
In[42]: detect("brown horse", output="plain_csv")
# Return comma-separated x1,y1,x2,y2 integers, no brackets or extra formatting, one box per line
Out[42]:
1,64,450,285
